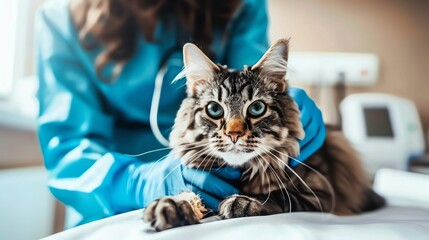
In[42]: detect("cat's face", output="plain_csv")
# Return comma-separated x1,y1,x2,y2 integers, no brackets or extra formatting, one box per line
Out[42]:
170,39,304,167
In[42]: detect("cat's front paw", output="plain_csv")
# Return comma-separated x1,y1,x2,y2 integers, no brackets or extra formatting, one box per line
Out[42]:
219,195,264,219
143,197,200,231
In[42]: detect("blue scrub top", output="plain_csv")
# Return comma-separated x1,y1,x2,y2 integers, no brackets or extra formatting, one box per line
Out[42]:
36,0,269,227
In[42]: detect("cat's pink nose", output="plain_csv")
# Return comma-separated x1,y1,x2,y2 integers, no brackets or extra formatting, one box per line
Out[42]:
226,131,243,143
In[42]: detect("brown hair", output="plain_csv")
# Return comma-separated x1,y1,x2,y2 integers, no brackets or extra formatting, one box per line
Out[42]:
70,0,242,81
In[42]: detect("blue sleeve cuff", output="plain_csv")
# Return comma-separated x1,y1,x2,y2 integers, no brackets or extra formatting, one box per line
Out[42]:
289,123,326,167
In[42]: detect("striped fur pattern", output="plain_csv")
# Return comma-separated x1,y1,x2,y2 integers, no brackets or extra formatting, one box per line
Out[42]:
143,39,385,231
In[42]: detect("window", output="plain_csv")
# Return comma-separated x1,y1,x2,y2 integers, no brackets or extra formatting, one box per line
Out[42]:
0,0,43,126
0,0,43,100
0,1,19,97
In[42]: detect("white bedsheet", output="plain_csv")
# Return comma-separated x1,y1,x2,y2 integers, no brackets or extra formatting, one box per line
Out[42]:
43,206,429,240
43,169,429,240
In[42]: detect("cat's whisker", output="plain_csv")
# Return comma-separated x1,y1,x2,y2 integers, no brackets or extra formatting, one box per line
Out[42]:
270,158,301,195
199,147,219,171
252,154,270,198
207,153,217,172
125,147,171,157
253,155,271,206
203,148,221,176
197,148,227,197
267,145,336,212
264,151,299,196
254,150,290,211
146,154,170,175
128,142,212,176
265,162,290,211
254,155,267,194
189,147,218,188
181,146,213,170
155,145,212,193
216,161,228,169
207,146,222,172
259,145,325,214
258,145,301,194
126,141,209,157
145,142,212,180
180,144,214,166
266,163,291,212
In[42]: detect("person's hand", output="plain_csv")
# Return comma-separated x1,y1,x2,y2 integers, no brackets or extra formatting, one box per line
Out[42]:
137,156,241,211
288,88,326,166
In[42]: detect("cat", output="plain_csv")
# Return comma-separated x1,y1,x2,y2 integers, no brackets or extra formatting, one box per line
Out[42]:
143,39,385,231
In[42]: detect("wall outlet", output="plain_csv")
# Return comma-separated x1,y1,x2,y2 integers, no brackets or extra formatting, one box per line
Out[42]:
287,52,379,86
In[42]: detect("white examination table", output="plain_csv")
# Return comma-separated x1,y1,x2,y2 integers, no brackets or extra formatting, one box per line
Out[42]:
43,169,429,240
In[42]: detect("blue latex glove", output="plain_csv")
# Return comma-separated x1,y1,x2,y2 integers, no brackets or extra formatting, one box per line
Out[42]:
288,88,326,167
132,156,241,211
183,167,241,210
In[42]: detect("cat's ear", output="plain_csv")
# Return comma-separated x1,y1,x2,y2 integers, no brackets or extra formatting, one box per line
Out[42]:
251,39,290,92
182,43,220,96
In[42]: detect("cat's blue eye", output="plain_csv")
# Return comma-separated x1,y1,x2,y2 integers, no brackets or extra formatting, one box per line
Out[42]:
247,100,266,118
206,101,224,119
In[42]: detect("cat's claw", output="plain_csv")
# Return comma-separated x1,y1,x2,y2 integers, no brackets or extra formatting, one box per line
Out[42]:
219,195,264,219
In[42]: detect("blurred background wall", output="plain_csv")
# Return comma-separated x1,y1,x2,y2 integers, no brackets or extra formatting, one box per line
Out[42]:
268,0,429,149
15,0,429,150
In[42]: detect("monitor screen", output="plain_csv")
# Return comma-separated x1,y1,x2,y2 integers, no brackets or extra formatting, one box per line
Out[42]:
363,107,394,138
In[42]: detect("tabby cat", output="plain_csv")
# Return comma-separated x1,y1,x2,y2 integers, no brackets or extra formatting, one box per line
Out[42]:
143,39,385,231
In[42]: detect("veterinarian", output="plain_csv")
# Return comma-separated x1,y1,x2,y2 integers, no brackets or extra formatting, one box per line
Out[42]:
36,0,325,228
